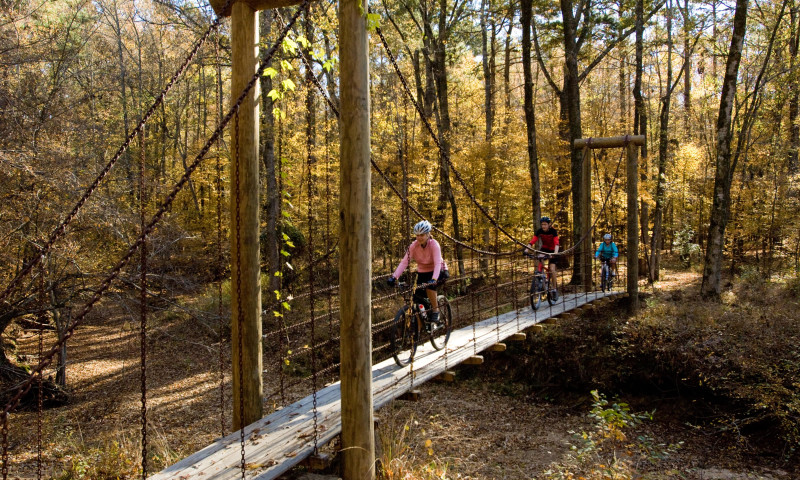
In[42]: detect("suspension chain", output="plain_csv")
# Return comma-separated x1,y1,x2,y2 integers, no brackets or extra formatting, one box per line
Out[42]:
234,108,246,479
214,27,226,439
37,257,44,480
139,128,149,480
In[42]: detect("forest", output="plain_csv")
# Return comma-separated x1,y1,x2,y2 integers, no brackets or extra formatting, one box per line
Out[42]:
1,0,799,477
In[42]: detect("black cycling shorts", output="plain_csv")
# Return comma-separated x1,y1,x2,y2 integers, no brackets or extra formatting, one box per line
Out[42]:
416,270,449,291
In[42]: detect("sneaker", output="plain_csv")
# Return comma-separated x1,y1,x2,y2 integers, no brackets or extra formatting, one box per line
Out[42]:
428,311,440,324
549,289,559,301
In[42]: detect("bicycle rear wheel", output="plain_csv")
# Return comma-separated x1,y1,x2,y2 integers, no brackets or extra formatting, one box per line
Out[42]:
391,306,419,367
429,296,452,350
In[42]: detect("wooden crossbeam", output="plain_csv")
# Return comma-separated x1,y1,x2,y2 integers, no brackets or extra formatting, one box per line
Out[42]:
507,333,526,341
434,370,456,382
488,343,507,352
462,355,484,365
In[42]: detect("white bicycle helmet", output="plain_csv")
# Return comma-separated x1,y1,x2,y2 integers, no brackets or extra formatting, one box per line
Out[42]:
603,233,612,240
413,220,432,235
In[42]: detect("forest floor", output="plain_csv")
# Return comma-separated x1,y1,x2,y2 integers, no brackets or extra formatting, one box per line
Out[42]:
5,262,800,479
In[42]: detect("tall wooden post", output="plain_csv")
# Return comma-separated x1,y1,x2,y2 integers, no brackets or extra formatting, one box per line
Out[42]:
580,145,592,292
339,0,375,478
230,1,263,429
626,142,639,313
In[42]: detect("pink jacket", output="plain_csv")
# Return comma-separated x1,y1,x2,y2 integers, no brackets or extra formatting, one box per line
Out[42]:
393,238,447,280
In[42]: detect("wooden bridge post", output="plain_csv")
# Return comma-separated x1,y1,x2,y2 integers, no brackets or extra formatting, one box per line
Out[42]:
574,135,643,313
230,1,263,429
626,142,639,313
339,0,376,477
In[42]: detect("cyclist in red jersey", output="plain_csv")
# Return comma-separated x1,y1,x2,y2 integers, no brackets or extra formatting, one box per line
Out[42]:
525,216,560,294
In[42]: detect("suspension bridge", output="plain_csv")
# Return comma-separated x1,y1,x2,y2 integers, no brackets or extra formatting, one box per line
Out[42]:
0,0,642,479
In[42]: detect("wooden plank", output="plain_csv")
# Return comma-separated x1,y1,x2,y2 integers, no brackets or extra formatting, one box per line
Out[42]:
488,343,507,352
507,333,526,341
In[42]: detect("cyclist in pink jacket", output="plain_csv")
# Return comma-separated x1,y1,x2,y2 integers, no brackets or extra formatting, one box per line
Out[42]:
387,220,449,324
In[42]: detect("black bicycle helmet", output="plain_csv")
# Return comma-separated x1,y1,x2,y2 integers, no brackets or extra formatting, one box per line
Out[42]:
539,216,552,224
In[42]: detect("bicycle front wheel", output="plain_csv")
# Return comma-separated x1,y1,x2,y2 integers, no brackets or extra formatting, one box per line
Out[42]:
529,276,543,311
601,265,608,292
430,296,452,350
391,306,419,367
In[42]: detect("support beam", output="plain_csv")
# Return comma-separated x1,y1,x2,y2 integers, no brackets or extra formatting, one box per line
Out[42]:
463,355,485,365
574,135,646,149
488,343,507,352
339,0,375,477
209,0,302,16
434,370,456,382
507,333,527,341
230,1,262,430
626,142,640,313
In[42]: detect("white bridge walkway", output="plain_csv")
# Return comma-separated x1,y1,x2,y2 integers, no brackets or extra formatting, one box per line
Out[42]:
151,290,626,480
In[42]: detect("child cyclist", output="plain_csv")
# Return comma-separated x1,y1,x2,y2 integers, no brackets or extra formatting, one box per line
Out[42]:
525,216,560,297
595,233,619,276
387,220,450,324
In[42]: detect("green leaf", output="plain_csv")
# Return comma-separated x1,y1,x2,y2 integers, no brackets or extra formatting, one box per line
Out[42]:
262,67,278,78
272,106,285,119
281,249,290,257
322,60,333,73
367,13,381,32
282,301,292,311
281,79,296,92
285,240,296,248
274,290,281,299
273,311,283,317
296,35,310,49
267,89,282,102
282,233,290,240
274,271,283,277
280,59,294,72
282,37,298,54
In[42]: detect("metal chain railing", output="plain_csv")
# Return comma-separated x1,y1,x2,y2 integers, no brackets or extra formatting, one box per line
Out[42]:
138,127,149,479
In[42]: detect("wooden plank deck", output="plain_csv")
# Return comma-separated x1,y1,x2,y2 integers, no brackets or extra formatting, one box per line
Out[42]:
150,290,624,480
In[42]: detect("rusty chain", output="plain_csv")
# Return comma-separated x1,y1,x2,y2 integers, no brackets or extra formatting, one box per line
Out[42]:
139,128,149,480
234,107,246,479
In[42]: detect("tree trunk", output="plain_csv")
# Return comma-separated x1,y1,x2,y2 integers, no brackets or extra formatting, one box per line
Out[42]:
788,2,799,174
260,14,280,298
560,0,587,284
650,0,674,282
634,0,648,279
480,0,495,269
680,0,692,139
701,0,749,299
432,0,465,275
521,0,542,230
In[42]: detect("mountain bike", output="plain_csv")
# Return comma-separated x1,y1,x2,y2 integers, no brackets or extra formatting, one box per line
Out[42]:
599,257,615,292
390,280,452,367
525,252,557,310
